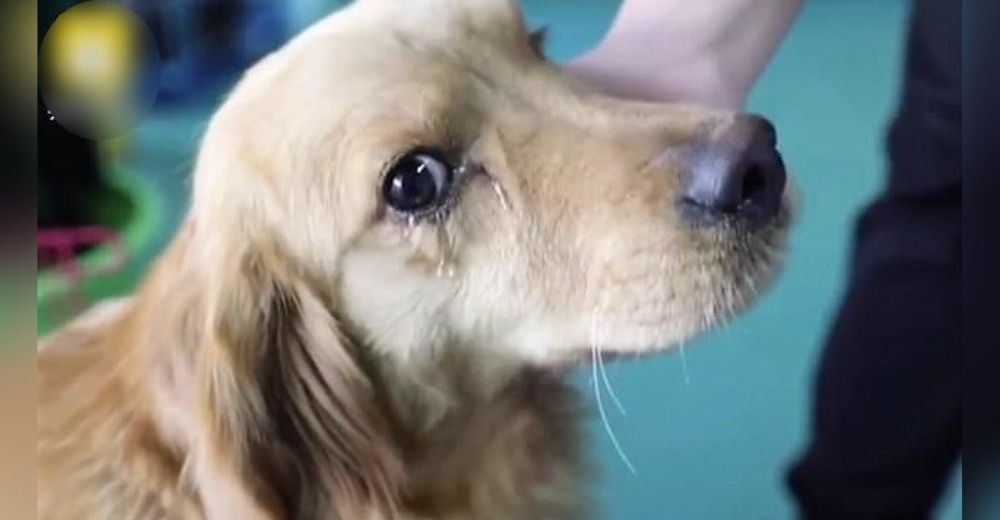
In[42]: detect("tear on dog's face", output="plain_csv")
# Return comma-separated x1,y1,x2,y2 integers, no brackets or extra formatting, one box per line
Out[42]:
193,0,792,370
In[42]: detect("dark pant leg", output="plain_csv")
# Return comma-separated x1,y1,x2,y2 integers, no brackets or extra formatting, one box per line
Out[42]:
787,0,962,518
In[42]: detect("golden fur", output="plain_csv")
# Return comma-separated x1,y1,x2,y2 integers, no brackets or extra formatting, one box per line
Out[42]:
38,0,791,518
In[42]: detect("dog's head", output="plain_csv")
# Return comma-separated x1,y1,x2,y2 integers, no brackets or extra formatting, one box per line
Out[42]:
193,0,791,369
182,0,793,514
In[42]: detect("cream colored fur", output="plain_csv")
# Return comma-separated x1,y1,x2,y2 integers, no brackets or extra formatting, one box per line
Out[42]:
37,0,791,518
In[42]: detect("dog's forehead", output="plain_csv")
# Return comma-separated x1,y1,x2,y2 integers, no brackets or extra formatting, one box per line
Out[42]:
313,4,544,84
306,0,529,48
268,0,552,128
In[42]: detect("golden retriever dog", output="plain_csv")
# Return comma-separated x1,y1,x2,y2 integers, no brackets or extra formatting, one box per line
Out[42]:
38,0,792,518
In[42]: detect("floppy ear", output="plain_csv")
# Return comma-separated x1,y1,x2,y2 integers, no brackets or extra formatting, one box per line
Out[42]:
194,243,404,518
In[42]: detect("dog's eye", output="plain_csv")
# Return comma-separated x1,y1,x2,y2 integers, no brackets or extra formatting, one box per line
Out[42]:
383,150,454,213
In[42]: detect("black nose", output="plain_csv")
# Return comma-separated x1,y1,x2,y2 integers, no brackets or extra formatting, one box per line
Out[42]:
679,115,786,226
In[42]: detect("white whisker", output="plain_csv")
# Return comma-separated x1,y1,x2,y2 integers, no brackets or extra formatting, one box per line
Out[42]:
590,309,637,475
591,304,626,416
592,341,637,475
678,342,691,386
598,346,627,416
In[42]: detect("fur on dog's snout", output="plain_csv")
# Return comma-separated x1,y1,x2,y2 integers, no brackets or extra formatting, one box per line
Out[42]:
38,1,793,519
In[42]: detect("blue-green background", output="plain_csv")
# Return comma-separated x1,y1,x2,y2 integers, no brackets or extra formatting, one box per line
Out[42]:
44,0,963,518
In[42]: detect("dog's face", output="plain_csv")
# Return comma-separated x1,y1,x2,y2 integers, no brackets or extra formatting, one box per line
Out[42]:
193,0,791,368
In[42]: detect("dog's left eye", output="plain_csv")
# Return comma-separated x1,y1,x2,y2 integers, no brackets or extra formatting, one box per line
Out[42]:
383,150,454,213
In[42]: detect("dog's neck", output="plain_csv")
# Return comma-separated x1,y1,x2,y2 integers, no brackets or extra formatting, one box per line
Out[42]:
365,348,582,517
133,236,584,518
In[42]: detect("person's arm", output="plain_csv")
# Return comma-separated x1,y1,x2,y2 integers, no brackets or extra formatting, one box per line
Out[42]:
567,0,803,109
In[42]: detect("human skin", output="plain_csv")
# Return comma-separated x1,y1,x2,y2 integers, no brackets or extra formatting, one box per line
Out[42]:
567,0,803,109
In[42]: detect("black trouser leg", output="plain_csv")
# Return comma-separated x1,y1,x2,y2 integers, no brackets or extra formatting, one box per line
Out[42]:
788,193,961,519
787,0,962,517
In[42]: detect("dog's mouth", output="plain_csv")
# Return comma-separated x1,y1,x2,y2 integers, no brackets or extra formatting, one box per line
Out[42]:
540,202,791,366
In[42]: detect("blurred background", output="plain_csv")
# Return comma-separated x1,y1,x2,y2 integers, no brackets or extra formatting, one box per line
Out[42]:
36,0,963,518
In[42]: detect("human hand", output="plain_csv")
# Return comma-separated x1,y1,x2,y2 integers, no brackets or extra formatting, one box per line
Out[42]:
565,0,803,110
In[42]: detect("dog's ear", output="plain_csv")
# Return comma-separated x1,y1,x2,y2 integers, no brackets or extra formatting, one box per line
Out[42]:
195,244,404,518
528,26,547,59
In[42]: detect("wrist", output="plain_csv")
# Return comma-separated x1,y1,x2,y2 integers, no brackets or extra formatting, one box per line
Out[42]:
568,43,746,109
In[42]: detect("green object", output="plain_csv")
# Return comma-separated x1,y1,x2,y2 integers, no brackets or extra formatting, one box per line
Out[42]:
36,164,164,335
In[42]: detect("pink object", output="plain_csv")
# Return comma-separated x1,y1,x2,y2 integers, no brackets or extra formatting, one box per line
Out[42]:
38,225,128,316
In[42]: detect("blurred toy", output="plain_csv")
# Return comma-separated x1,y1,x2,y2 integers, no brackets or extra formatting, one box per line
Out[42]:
37,225,127,320
126,0,292,102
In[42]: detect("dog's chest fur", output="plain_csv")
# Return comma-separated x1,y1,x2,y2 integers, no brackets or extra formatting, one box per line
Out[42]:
38,293,588,520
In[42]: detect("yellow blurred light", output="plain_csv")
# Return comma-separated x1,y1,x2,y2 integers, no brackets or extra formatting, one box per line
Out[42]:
48,2,136,98
39,1,161,139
